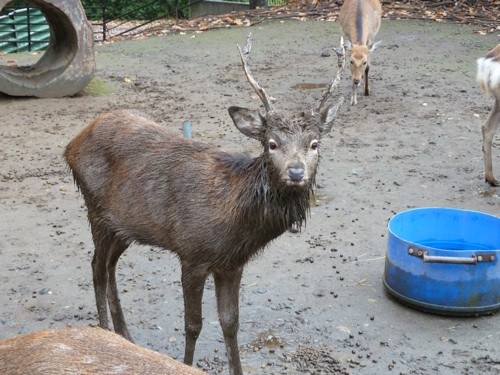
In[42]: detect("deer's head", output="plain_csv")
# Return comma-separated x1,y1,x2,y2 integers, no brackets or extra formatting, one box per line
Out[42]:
229,34,345,189
346,40,381,85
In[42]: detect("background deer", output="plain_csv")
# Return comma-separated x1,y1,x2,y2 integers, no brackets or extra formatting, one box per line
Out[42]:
0,327,207,375
339,0,382,105
477,43,500,187
64,35,345,375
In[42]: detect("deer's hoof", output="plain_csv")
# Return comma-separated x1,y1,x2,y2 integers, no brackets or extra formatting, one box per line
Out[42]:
289,222,300,233
486,176,499,187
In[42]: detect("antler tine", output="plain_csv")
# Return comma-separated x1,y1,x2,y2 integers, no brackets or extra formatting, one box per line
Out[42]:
237,33,275,113
316,36,346,112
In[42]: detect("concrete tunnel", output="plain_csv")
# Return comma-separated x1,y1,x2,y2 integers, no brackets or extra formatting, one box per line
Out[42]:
0,0,95,97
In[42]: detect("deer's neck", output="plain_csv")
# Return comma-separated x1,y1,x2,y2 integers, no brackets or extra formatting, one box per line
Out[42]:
223,153,313,233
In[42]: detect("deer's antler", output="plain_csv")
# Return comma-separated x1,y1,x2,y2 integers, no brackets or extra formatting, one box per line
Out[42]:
316,36,346,112
237,33,275,113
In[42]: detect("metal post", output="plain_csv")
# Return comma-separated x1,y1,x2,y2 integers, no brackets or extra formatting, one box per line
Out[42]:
27,5,32,51
102,2,106,42
182,120,192,139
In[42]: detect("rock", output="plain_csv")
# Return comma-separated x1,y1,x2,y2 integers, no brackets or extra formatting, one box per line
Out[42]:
0,0,95,97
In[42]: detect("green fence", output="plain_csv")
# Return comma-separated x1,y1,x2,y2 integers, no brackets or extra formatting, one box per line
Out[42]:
0,7,50,54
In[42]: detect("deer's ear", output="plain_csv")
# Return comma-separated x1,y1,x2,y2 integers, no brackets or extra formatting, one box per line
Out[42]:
228,106,266,141
320,97,344,134
369,40,382,52
344,39,352,51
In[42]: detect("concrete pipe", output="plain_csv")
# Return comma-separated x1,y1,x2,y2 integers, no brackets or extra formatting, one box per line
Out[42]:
0,0,95,97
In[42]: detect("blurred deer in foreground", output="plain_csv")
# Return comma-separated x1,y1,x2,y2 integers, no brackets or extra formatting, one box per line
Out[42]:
477,43,500,187
0,327,207,375
64,34,346,375
339,0,382,105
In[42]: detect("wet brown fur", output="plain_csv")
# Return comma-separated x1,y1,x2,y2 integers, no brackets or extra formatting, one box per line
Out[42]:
64,102,339,375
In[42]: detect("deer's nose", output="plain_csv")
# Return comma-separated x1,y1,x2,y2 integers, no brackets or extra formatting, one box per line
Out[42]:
353,79,360,85
288,167,305,181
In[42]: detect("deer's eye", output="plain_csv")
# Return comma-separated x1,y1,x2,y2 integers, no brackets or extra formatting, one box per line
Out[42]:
269,140,278,151
350,60,354,65
363,61,367,66
310,140,319,151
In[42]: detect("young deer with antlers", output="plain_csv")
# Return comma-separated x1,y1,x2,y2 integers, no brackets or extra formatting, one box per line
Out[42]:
477,43,500,187
64,35,345,375
339,0,382,105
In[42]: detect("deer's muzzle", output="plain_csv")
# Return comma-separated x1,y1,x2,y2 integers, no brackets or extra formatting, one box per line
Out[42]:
288,167,305,182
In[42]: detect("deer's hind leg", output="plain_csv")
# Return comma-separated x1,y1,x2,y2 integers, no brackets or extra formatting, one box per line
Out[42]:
90,232,111,332
89,216,131,340
483,96,500,186
106,240,133,341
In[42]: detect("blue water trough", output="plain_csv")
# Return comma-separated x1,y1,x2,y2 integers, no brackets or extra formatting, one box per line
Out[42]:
384,207,499,316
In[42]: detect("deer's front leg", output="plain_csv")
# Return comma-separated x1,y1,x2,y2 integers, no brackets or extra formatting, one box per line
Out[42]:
214,268,244,375
364,64,370,96
181,267,208,365
351,81,358,105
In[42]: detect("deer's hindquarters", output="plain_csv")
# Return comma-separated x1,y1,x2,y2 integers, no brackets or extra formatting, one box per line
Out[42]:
477,54,500,96
476,44,500,186
339,0,382,46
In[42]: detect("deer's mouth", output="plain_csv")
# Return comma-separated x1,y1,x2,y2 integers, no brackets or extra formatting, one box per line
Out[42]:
284,179,309,188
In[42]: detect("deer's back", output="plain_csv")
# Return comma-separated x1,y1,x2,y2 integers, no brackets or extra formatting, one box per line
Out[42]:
339,0,382,45
65,110,215,201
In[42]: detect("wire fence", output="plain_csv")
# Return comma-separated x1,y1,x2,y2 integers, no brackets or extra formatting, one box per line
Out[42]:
0,3,49,53
0,0,289,53
88,0,194,42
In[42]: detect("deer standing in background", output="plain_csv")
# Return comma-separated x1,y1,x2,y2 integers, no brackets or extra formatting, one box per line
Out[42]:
64,34,346,375
339,0,382,105
0,327,207,375
477,43,500,187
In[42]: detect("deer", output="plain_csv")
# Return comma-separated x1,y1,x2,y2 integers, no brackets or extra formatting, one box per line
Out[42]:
476,43,500,187
339,0,382,105
64,34,346,375
0,327,207,375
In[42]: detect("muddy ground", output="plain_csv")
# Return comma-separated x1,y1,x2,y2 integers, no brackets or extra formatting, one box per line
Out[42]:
0,18,499,374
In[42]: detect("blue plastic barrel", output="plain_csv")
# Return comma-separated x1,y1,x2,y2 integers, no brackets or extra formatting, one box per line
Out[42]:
384,207,500,316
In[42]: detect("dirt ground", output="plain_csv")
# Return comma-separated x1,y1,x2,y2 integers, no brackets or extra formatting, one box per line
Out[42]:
0,18,499,374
